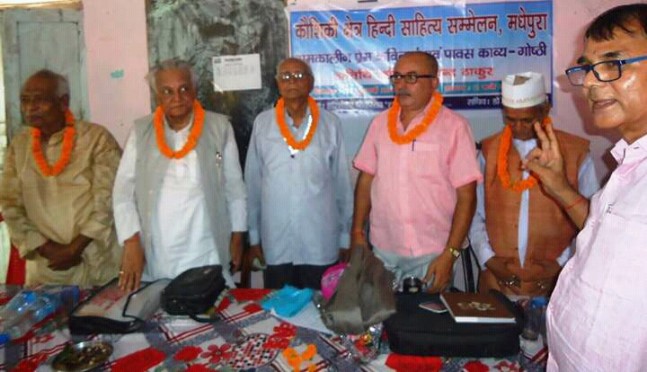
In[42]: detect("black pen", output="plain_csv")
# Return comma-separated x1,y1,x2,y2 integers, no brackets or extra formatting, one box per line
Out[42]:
412,139,416,151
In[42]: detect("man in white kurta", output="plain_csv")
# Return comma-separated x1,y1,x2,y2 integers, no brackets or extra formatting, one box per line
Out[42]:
112,59,246,290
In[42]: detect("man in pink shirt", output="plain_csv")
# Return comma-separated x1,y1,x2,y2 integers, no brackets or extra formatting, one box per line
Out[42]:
525,4,647,370
351,51,482,293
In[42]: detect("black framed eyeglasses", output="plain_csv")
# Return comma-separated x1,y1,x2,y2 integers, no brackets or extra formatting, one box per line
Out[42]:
276,72,309,82
565,54,647,86
389,72,436,84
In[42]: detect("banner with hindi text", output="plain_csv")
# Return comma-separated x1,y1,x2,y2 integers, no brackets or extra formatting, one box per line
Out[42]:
287,0,552,111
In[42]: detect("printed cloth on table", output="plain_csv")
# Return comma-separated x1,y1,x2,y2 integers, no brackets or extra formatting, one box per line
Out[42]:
261,286,313,317
229,288,272,302
1,287,531,371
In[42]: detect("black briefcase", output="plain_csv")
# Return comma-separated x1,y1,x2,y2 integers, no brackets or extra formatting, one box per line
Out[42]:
160,265,227,322
384,291,523,358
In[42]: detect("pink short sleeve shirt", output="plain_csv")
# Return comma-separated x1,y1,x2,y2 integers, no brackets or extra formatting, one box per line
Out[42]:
354,100,482,257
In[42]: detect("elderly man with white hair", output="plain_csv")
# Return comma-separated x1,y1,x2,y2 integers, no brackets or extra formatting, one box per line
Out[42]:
0,69,122,286
113,58,247,291
469,72,598,296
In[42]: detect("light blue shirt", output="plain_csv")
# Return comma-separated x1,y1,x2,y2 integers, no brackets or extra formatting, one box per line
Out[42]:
470,138,599,269
245,106,353,266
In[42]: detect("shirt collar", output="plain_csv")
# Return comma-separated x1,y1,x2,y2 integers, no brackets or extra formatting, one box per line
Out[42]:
286,106,312,129
512,137,537,147
610,134,647,165
45,120,77,145
164,112,195,135
406,94,443,125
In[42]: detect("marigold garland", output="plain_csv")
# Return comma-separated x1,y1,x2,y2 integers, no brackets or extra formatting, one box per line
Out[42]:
31,109,76,177
497,116,552,192
154,100,204,159
275,96,319,151
388,91,444,145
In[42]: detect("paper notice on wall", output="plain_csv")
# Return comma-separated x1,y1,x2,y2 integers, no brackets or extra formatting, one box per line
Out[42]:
212,54,262,92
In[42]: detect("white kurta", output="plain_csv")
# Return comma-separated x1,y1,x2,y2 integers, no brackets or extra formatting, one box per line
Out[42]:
114,122,221,280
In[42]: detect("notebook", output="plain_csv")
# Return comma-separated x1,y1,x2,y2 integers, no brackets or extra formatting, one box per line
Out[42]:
440,292,516,324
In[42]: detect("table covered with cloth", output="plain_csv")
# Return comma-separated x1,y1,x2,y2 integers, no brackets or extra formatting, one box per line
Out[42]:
0,287,543,371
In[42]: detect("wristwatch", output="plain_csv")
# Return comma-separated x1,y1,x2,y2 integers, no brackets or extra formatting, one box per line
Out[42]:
446,246,461,260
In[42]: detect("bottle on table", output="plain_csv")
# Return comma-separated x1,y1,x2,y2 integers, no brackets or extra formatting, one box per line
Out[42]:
519,296,548,370
0,286,80,344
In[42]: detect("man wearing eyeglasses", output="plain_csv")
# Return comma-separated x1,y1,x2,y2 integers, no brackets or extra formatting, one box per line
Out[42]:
523,4,647,370
245,58,353,289
469,72,598,298
351,51,481,293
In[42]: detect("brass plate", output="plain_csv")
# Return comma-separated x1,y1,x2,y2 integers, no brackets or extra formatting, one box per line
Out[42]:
51,340,113,372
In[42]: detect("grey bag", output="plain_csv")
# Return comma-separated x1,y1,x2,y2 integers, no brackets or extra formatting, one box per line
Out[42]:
320,246,396,334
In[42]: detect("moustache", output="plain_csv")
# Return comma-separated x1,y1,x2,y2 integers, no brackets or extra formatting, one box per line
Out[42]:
396,89,411,97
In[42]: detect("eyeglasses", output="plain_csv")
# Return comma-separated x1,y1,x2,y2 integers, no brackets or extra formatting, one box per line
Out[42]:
565,54,647,86
389,72,436,84
276,72,309,82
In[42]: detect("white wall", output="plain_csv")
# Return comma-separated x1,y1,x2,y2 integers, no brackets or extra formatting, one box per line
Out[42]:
83,0,150,145
81,0,637,179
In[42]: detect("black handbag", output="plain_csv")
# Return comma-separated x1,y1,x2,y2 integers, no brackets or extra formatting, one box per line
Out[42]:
69,279,169,335
384,291,523,358
160,265,227,322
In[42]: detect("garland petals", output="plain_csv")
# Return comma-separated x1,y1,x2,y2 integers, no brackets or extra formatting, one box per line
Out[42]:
496,116,552,192
154,100,204,159
275,96,319,151
31,109,76,177
388,91,443,145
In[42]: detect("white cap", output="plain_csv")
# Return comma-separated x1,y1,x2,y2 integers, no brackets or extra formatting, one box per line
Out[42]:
501,72,547,109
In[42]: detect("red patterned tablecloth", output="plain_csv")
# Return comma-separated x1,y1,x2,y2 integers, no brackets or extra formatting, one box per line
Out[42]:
0,288,545,371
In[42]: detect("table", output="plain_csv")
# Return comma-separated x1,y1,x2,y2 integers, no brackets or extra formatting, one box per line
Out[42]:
0,288,545,371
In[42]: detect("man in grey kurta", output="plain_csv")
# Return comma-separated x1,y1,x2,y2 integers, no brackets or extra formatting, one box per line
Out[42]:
113,59,246,290
245,58,353,289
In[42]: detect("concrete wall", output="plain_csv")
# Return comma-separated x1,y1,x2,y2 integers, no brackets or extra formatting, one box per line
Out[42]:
82,0,638,180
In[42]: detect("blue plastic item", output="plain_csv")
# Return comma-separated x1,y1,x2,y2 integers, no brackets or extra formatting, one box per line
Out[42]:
261,286,313,317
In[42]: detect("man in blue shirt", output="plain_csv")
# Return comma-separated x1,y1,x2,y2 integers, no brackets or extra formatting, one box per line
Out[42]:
245,58,353,289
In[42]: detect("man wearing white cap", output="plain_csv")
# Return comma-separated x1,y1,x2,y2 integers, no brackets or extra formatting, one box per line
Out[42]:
469,71,598,296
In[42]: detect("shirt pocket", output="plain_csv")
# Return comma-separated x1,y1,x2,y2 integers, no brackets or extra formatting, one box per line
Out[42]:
593,210,647,300
410,142,442,178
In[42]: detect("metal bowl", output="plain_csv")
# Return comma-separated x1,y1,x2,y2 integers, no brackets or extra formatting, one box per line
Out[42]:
51,340,113,372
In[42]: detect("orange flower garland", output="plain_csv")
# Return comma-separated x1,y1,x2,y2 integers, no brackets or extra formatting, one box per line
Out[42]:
497,116,552,192
153,100,204,159
388,91,444,145
31,109,76,177
275,96,319,151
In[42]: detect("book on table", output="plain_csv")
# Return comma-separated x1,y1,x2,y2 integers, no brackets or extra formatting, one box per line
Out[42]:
439,292,516,324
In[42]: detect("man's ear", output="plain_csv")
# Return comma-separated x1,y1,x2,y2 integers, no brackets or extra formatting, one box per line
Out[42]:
542,101,552,116
59,94,70,111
